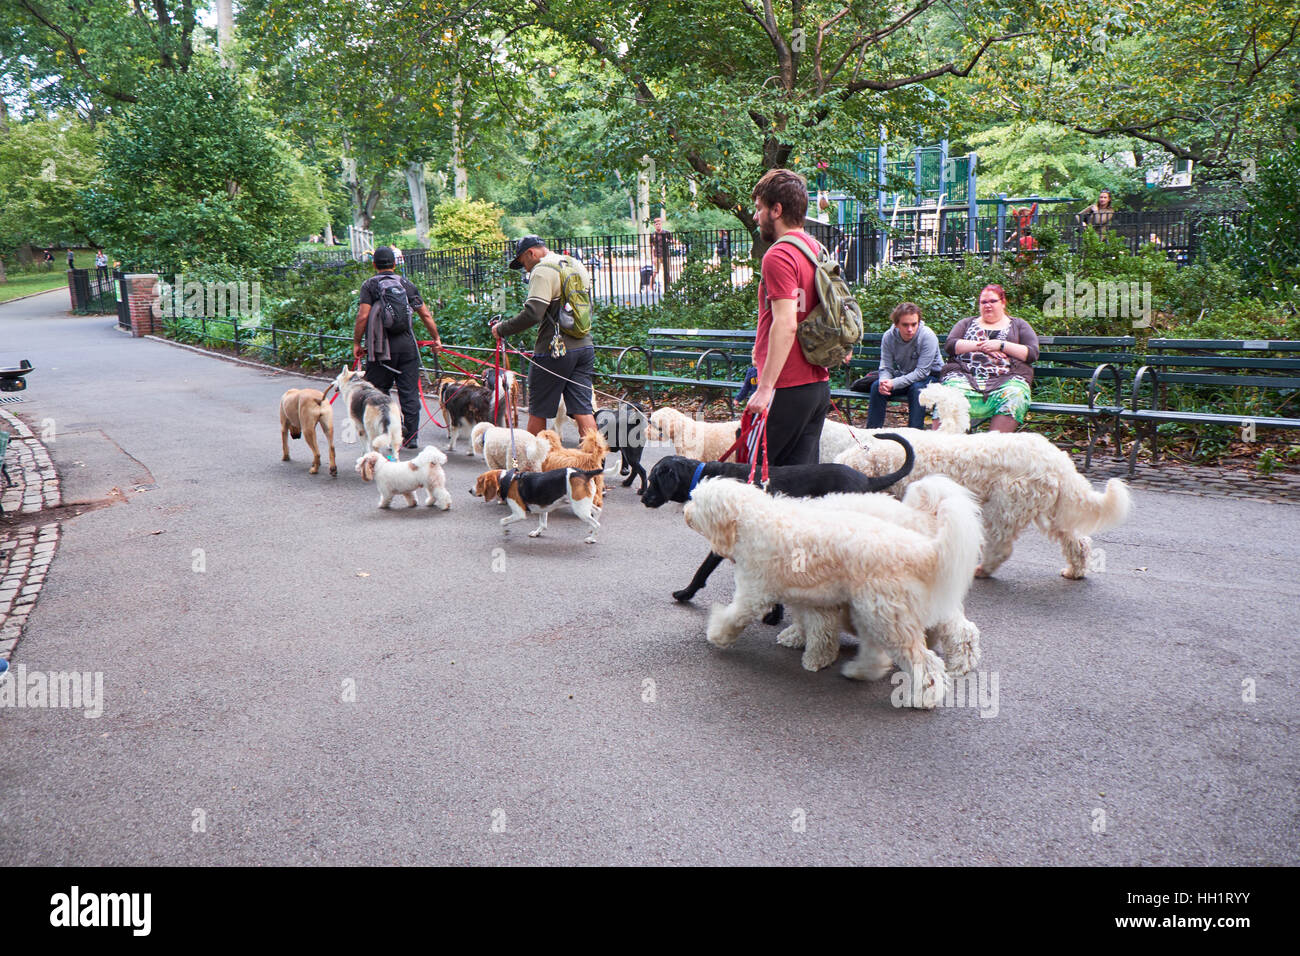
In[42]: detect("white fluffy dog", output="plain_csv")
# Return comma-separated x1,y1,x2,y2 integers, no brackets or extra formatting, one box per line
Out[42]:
683,475,983,708
770,480,983,676
648,407,741,461
355,447,453,510
471,422,552,471
819,385,969,461
835,384,1131,579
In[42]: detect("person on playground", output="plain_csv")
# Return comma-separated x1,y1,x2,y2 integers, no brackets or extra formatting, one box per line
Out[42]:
745,168,831,468
859,302,943,430
1076,189,1116,236
352,246,442,454
490,236,597,439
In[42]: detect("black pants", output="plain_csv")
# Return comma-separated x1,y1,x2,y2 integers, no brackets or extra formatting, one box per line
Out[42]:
365,349,422,449
759,380,831,468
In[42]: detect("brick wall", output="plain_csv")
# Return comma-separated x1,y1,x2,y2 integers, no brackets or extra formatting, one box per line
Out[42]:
124,274,159,337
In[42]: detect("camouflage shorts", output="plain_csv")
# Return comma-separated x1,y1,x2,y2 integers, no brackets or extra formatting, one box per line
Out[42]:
940,378,1032,424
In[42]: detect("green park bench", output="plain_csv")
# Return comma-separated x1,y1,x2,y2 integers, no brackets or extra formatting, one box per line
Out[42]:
1122,339,1300,476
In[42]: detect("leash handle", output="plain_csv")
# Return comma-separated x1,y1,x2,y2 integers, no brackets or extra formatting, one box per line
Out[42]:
744,409,769,486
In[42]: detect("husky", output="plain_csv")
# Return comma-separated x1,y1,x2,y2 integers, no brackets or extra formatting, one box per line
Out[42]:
332,366,403,457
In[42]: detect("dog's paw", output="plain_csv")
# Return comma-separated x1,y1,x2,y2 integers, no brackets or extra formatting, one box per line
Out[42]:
671,587,697,603
282,453,291,462
841,646,892,681
801,643,839,672
893,651,950,709
706,606,740,648
944,621,982,676
329,466,338,477
528,528,543,538
584,535,597,544
309,465,319,474
974,564,993,579
775,625,805,649
1060,566,1087,580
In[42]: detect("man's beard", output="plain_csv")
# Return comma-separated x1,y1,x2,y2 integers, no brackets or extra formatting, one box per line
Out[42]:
758,219,775,242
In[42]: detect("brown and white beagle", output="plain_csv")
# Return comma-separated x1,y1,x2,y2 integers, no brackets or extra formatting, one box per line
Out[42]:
496,466,604,543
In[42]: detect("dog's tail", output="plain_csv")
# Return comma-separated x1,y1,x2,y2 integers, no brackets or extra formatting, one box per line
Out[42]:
862,433,914,490
471,422,491,457
575,467,605,480
906,476,983,622
1054,475,1132,537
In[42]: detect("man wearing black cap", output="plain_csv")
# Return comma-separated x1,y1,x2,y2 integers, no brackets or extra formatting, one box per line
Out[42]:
490,236,597,438
353,246,442,453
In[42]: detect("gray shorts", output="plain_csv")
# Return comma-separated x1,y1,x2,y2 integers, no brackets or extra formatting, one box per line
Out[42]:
528,346,595,418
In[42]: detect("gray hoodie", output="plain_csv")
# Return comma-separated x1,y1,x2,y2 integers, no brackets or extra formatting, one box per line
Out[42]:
879,322,943,388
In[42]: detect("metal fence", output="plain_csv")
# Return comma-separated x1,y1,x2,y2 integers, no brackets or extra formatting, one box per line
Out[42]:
288,207,1238,304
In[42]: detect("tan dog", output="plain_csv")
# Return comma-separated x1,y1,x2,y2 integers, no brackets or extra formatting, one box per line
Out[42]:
538,429,609,507
280,388,336,475
648,407,742,461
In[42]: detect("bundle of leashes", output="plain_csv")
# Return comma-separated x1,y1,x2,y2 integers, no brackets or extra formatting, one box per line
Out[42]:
717,407,770,488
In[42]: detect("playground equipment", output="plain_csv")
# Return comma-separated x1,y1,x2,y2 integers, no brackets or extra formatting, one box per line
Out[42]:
814,136,1080,274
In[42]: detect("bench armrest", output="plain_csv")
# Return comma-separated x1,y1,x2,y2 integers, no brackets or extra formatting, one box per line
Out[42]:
694,348,733,382
1131,365,1161,412
614,345,653,376
1086,363,1122,410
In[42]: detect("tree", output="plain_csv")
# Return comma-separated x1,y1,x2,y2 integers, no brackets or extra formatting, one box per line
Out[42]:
0,114,101,262
1,0,205,119
504,0,1036,253
430,197,506,249
963,122,1144,201
80,68,313,269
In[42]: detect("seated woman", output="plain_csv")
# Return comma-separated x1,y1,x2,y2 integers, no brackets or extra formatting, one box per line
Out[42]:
939,284,1039,433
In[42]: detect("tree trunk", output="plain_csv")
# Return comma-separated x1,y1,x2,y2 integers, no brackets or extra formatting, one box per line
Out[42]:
406,160,430,248
315,176,335,244
636,157,651,230
0,257,7,284
216,0,234,67
17,243,34,268
451,73,469,200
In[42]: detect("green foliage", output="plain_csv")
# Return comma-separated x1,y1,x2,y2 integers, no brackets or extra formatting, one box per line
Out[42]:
0,117,102,255
964,123,1143,201
81,69,314,271
430,198,507,250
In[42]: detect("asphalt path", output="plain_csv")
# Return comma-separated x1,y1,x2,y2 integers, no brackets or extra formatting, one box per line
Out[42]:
1,288,1297,865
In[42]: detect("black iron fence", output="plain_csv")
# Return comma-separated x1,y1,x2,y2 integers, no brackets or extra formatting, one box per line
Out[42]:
289,208,1239,304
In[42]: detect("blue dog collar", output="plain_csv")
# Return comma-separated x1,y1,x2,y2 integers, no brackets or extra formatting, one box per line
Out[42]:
688,462,707,498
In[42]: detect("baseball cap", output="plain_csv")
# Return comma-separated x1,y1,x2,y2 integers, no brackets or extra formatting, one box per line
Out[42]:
373,246,396,269
509,235,545,270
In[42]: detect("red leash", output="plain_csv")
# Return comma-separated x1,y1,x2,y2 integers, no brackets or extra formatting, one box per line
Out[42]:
718,408,769,486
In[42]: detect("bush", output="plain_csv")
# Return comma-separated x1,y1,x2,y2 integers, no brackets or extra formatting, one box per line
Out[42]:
430,199,507,251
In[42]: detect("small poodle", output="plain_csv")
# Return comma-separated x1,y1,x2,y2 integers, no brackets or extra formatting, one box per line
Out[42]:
836,384,1131,579
683,476,983,708
471,422,551,471
355,447,453,510
648,407,741,461
538,429,609,507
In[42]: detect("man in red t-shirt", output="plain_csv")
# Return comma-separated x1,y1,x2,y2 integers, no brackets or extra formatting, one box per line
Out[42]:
746,168,831,467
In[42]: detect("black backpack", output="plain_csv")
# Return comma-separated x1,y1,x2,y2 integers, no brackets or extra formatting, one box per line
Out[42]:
372,274,412,333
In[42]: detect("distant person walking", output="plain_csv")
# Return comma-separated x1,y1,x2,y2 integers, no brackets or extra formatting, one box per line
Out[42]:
650,216,675,291
66,248,75,270
95,250,109,287
1076,189,1116,236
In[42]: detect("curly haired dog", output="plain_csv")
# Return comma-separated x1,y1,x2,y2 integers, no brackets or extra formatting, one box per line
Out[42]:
683,476,983,708
538,429,609,508
355,447,453,510
471,422,552,471
280,387,336,476
835,384,1131,579
648,407,741,461
332,366,402,456
768,480,983,676
819,385,968,461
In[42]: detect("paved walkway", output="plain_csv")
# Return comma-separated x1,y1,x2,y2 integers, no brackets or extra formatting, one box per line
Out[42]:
1,287,1297,866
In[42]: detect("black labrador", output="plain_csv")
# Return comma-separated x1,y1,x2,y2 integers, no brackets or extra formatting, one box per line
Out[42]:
642,433,915,620
595,404,648,494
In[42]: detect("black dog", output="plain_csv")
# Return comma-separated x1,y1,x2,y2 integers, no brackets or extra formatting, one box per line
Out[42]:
595,404,648,494
440,367,512,454
642,434,915,618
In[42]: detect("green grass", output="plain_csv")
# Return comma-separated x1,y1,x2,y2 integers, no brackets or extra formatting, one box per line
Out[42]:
0,252,101,303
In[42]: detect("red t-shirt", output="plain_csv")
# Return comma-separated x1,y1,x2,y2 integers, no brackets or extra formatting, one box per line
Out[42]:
755,231,830,389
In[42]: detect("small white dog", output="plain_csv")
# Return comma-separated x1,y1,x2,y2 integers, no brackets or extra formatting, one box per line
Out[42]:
471,422,552,471
553,388,599,435
770,479,983,677
648,407,742,461
819,385,969,461
683,476,983,708
355,447,453,510
836,383,1131,579
333,366,402,456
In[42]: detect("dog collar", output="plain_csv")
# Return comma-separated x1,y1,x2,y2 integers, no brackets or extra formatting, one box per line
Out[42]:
498,469,515,502
688,462,707,498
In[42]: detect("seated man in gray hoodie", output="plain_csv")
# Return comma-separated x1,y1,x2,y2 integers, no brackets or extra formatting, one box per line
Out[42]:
862,302,944,429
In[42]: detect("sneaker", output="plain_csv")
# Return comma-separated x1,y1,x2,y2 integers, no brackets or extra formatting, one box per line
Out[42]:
0,658,9,680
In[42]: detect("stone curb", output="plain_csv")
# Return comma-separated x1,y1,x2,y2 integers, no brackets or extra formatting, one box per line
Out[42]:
0,408,61,662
